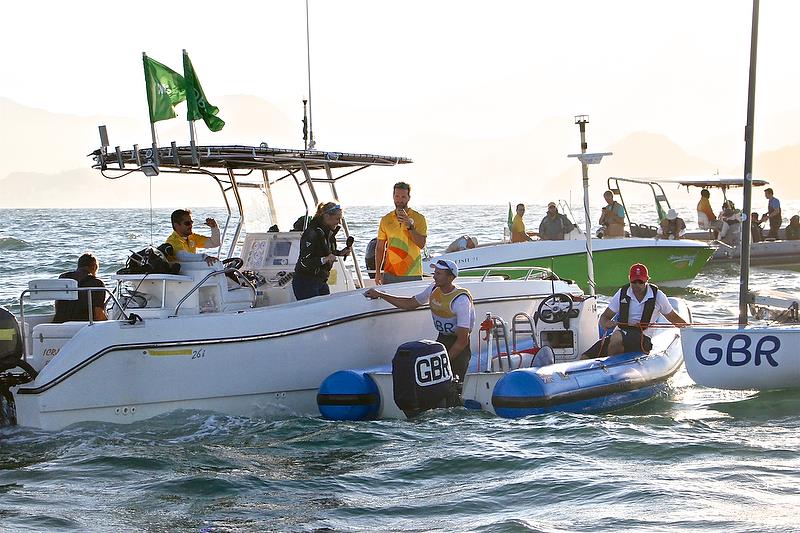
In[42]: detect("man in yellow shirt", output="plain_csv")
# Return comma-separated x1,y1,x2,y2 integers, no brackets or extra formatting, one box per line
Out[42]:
511,203,532,242
165,209,221,266
375,182,427,285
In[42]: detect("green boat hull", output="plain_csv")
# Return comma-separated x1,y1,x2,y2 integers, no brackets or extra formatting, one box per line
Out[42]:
458,244,714,294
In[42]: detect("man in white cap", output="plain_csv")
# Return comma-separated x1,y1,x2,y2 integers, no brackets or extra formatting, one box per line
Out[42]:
658,208,686,240
364,258,475,382
539,201,575,240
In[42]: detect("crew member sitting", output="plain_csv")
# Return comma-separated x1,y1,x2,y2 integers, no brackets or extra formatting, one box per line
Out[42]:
658,209,686,240
53,253,108,323
786,215,800,240
165,209,221,266
584,263,686,358
751,212,764,243
444,235,478,253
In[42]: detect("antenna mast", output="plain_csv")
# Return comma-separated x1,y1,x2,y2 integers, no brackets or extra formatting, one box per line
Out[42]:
305,0,315,150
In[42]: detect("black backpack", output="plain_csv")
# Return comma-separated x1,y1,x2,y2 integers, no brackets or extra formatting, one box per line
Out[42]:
117,244,181,275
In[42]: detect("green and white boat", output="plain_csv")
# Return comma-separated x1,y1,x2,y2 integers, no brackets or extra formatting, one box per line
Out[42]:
434,237,714,292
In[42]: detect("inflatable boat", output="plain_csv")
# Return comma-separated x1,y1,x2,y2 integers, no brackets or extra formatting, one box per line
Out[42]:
318,298,689,420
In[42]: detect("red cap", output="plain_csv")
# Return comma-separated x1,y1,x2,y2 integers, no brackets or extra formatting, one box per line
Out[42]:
629,263,649,282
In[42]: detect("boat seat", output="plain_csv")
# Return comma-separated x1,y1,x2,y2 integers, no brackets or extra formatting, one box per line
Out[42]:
629,223,658,238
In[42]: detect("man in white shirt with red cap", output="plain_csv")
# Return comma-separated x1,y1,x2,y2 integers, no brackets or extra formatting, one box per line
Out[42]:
597,263,687,356
364,258,475,382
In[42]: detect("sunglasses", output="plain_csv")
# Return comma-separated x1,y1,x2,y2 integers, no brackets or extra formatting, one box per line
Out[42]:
182,220,194,226
631,279,646,285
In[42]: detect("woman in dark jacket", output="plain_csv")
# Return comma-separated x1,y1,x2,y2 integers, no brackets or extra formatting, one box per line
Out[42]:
292,202,353,301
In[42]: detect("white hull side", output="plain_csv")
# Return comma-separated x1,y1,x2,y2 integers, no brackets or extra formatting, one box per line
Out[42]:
14,279,577,430
681,326,800,390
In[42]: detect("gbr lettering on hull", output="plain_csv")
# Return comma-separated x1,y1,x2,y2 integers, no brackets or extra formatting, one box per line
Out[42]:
695,333,781,367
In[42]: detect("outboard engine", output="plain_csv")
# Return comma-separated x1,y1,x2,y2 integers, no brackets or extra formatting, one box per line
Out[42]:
0,306,37,426
365,238,378,279
392,340,455,417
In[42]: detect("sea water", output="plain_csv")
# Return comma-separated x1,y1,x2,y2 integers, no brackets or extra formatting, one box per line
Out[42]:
1,205,799,532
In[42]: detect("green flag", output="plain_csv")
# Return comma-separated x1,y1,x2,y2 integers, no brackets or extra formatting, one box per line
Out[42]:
507,202,514,232
183,51,225,132
143,55,186,123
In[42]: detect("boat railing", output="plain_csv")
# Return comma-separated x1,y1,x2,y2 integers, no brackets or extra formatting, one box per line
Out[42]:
464,266,559,282
17,280,129,361
171,267,258,317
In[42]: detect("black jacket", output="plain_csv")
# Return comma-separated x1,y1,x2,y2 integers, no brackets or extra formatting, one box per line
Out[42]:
294,218,346,281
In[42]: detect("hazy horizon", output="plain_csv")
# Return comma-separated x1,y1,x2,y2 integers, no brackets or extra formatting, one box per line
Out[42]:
3,1,800,208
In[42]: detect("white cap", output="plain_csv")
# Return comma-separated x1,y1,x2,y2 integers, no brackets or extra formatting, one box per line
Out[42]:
667,208,678,220
430,258,459,277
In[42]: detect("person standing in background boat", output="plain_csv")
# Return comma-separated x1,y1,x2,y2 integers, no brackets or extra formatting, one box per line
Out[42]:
511,203,532,242
589,263,686,357
293,202,353,300
696,189,717,236
165,209,221,266
538,202,574,240
364,259,475,383
375,181,427,285
53,253,107,323
599,190,625,238
657,209,686,240
760,188,782,239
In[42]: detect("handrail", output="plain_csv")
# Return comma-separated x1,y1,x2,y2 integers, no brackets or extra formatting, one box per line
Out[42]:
17,286,128,361
171,267,257,316
463,266,559,282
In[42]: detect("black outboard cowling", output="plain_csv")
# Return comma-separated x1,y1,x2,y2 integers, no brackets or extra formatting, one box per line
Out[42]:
0,305,36,427
0,306,24,374
365,238,378,279
392,340,454,417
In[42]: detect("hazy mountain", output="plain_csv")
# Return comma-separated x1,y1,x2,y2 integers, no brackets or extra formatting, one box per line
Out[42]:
1,97,798,207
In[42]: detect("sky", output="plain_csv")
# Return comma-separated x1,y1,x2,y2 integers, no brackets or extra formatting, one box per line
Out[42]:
3,0,800,208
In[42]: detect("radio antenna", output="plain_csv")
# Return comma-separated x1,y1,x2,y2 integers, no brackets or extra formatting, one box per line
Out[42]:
305,0,315,150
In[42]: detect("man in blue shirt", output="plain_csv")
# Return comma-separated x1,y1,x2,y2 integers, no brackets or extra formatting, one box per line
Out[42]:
760,188,782,239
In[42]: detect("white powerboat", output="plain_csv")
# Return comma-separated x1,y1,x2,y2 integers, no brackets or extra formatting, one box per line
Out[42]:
0,139,604,430
680,0,800,392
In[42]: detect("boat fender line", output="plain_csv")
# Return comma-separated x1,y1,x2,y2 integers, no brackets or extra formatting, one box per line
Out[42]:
317,370,381,421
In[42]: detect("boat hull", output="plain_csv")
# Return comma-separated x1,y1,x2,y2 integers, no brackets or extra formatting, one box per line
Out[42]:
681,326,800,390
11,279,573,430
438,238,714,291
317,329,684,420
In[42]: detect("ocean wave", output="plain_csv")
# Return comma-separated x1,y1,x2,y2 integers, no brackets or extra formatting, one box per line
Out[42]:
0,237,32,250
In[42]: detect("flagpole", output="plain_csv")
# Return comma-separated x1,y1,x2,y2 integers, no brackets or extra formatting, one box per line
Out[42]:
143,52,159,166
184,49,199,166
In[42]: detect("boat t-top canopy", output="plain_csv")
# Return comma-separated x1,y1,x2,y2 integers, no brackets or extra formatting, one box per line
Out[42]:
90,128,412,275
654,175,769,189
91,142,412,182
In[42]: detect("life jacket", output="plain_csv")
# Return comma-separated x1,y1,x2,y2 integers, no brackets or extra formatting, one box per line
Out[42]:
617,283,660,328
429,286,472,336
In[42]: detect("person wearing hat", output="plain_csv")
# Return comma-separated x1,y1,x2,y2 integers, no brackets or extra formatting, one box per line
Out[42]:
538,202,575,241
364,258,475,382
658,208,686,240
292,201,354,301
591,263,687,357
599,190,625,238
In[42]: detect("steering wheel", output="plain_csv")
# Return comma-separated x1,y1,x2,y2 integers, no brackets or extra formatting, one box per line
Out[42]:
536,293,574,324
222,257,244,270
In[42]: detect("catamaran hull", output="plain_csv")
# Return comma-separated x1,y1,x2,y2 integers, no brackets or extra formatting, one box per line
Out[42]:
437,239,714,291
681,326,800,390
11,279,568,431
